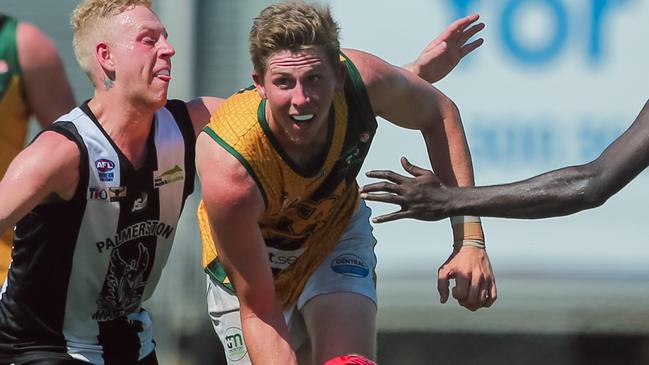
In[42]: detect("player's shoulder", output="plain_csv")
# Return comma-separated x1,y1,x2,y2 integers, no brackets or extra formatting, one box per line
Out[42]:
15,21,59,64
341,48,397,90
222,86,261,111
196,132,264,216
205,87,261,130
33,130,81,159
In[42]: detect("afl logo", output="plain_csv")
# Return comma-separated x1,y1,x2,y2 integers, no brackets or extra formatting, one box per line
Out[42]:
95,159,115,172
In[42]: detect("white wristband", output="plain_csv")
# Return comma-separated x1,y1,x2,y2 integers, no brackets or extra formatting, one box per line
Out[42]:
453,240,486,249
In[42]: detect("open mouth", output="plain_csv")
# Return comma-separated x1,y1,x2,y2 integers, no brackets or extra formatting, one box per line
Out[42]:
154,69,171,81
291,114,315,124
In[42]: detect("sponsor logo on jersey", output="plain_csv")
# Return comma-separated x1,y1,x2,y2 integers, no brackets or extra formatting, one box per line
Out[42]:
132,192,148,212
95,159,116,182
224,326,247,361
343,146,361,166
279,191,300,211
359,131,371,143
267,246,305,270
88,186,127,202
153,165,184,188
95,220,175,253
331,254,369,278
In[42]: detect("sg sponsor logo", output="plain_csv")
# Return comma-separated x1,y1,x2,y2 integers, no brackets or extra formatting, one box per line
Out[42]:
267,247,305,270
268,252,298,267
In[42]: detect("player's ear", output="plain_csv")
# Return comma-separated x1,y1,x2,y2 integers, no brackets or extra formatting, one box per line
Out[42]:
333,59,346,91
96,42,113,69
96,42,116,83
252,70,266,99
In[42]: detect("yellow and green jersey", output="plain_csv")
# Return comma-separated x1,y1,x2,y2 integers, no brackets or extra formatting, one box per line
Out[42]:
0,14,29,282
198,53,377,306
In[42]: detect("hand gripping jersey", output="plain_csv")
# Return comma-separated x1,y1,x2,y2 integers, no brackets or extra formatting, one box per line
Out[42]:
198,53,377,306
0,100,195,365
0,14,30,282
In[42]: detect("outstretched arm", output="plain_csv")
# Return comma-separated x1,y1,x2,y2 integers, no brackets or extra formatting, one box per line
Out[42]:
361,100,649,220
0,131,80,233
403,14,485,83
183,17,486,137
17,22,75,126
196,133,296,365
347,49,496,311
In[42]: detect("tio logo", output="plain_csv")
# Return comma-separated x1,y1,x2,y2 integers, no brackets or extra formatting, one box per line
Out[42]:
88,187,109,200
447,0,631,65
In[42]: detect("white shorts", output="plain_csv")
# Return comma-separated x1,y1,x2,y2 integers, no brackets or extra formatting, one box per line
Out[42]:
206,200,377,365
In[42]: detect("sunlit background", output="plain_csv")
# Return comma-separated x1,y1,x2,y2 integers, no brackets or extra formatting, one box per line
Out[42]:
3,0,649,364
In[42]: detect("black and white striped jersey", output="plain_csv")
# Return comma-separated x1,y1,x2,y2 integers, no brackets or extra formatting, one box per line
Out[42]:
0,100,195,364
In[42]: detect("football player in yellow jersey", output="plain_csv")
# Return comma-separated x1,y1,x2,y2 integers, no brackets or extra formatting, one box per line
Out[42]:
0,14,75,282
196,2,495,364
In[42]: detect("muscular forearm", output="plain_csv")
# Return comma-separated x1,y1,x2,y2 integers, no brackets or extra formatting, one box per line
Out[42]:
445,101,649,219
445,162,617,218
362,100,649,222
422,102,475,188
242,312,296,364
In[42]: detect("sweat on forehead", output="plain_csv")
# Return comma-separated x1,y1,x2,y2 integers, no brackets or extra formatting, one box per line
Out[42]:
72,0,153,32
72,0,154,77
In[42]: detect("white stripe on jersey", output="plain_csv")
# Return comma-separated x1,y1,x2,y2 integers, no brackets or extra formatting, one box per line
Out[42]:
54,105,187,363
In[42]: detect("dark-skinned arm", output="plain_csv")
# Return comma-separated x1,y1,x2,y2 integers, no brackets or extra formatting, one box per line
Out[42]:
360,100,649,221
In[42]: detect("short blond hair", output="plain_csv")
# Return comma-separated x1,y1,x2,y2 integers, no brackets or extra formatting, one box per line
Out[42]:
72,0,152,79
249,1,341,76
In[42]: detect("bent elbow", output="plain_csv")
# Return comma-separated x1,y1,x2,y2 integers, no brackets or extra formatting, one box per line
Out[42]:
579,186,609,210
577,167,615,210
440,97,460,121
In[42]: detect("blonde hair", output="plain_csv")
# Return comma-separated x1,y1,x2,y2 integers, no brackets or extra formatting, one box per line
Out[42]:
72,0,152,79
249,1,341,75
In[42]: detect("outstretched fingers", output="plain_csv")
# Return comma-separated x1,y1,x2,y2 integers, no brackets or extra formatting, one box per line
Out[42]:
458,22,486,45
371,210,411,224
448,13,481,34
460,38,484,58
359,180,401,196
364,169,410,184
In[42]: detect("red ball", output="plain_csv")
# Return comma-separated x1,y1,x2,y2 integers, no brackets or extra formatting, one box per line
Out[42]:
324,354,378,365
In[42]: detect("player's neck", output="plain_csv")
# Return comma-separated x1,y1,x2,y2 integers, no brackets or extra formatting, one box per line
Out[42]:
288,145,328,172
87,96,154,169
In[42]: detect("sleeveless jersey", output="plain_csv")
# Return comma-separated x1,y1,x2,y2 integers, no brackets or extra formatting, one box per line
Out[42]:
198,53,377,306
0,14,30,283
0,100,195,365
